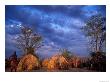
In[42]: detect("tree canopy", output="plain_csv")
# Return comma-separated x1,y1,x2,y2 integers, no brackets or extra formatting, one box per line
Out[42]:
82,14,106,52
15,26,42,54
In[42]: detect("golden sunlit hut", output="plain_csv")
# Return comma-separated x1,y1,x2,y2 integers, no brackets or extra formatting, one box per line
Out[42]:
17,54,40,72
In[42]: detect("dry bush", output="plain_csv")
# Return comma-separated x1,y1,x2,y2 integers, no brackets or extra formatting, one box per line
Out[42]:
70,57,81,68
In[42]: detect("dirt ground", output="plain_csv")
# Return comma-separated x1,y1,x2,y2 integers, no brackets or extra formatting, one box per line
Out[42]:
33,68,96,72
6,67,97,72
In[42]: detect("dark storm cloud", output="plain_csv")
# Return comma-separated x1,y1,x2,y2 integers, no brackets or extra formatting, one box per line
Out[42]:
5,5,85,25
5,5,106,58
30,5,86,18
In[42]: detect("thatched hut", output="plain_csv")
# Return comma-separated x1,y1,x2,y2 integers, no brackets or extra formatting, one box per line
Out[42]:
58,55,69,70
17,54,40,72
47,55,69,71
42,58,50,68
47,55,59,71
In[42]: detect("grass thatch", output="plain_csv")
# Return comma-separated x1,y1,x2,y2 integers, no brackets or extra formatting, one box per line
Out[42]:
17,54,40,72
42,55,69,71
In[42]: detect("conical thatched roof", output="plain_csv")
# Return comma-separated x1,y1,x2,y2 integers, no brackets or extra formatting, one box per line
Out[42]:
45,55,69,71
17,54,40,72
42,58,50,68
47,55,59,71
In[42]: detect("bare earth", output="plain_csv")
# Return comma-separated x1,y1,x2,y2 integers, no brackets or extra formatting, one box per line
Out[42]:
6,68,97,72
33,68,96,72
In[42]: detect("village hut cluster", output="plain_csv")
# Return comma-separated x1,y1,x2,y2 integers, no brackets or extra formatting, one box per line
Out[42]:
5,52,83,72
42,55,90,71
5,51,105,72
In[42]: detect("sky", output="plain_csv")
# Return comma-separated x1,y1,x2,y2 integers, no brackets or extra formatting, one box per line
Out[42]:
5,5,106,58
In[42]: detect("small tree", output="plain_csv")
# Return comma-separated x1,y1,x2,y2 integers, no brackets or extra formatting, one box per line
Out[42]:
15,25,42,55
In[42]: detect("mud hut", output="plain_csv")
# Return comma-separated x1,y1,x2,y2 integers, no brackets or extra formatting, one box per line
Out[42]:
17,54,40,72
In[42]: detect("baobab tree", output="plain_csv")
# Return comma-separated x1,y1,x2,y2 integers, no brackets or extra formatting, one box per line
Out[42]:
15,25,42,55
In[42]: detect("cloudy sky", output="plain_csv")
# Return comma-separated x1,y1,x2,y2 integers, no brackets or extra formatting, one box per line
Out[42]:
5,5,106,58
